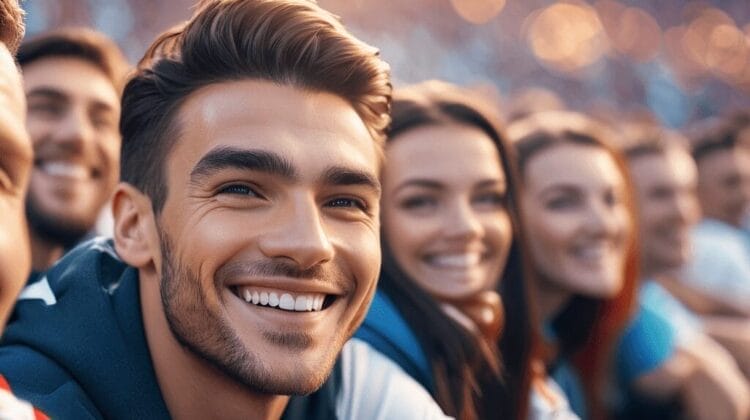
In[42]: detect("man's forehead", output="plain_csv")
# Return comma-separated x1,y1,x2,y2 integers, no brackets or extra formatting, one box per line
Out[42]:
171,80,378,175
22,56,120,109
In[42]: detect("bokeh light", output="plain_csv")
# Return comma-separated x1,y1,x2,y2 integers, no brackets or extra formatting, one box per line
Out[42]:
449,0,506,25
525,1,608,74
596,1,662,62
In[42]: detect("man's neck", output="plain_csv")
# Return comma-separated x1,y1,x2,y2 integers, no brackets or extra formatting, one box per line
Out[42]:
139,269,289,420
30,230,65,272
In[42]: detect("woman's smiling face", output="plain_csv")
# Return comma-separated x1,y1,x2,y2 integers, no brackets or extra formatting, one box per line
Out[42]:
521,142,631,299
381,123,513,301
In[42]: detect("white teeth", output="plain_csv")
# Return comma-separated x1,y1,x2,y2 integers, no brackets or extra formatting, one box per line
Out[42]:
429,253,481,268
269,292,279,307
294,296,307,311
279,294,295,310
40,162,89,180
237,287,327,312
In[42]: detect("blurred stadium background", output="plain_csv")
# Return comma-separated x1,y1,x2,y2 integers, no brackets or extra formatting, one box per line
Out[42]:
21,0,750,128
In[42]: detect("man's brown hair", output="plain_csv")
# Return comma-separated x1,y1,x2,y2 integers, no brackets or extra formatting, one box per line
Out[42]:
17,27,129,92
0,0,24,53
120,0,392,213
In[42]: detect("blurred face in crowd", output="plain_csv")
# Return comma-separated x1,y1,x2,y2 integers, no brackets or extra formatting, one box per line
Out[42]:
630,146,700,274
0,43,33,328
696,146,750,228
23,56,120,246
147,81,381,394
521,143,630,299
382,123,512,301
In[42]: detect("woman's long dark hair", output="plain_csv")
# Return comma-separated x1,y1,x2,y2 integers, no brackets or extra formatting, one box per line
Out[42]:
510,111,640,420
379,81,539,420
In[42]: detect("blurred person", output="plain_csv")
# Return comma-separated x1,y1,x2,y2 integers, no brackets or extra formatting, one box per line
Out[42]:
624,129,750,315
356,81,577,420
674,118,750,312
692,118,750,247
509,111,750,420
0,1,450,419
623,130,750,407
0,1,48,418
17,28,128,272
624,131,750,378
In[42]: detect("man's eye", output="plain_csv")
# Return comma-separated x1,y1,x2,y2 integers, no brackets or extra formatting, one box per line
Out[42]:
218,184,259,197
28,102,65,119
327,197,366,211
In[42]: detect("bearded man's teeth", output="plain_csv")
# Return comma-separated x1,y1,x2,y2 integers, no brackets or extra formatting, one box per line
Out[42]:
279,294,295,310
238,286,326,312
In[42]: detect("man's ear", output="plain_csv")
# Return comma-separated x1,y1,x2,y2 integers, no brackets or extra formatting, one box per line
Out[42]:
113,183,157,268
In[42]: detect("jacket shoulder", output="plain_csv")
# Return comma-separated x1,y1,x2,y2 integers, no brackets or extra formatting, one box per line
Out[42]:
0,345,101,419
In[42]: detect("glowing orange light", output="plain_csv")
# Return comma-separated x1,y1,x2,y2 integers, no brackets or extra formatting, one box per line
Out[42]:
449,0,506,25
600,6,661,62
526,1,607,74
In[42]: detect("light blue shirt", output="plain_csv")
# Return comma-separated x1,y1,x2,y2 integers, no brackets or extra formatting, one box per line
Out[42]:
682,219,750,308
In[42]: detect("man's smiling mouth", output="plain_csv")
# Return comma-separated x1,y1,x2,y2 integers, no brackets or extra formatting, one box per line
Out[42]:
232,286,335,312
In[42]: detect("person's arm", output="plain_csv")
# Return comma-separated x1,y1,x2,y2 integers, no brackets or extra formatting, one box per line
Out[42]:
631,348,694,401
702,315,750,378
678,334,750,420
656,276,750,317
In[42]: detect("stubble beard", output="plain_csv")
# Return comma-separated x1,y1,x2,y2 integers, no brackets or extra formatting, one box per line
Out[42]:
157,231,336,395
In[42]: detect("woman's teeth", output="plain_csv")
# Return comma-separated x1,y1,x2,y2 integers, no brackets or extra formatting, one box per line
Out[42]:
427,252,482,268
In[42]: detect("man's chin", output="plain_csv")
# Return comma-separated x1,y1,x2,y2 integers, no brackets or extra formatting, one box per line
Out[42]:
253,365,333,396
26,201,93,248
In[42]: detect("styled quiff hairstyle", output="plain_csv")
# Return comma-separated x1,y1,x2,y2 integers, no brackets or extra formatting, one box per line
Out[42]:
0,0,24,53
120,0,392,213
17,27,129,93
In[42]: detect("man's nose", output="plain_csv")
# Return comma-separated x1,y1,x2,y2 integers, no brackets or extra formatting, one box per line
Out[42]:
257,196,335,271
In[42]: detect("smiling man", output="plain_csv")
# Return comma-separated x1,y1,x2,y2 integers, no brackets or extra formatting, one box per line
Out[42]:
0,1,449,419
17,28,128,271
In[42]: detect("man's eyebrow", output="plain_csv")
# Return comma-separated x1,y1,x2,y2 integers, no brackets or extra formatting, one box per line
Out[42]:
321,166,381,193
26,87,67,102
190,147,297,182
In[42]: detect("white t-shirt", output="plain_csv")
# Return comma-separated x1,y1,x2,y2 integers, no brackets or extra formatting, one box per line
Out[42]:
337,339,453,420
681,219,750,309
528,376,580,420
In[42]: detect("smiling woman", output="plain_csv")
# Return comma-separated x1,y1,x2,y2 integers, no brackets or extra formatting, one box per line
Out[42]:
508,111,640,419
355,80,546,420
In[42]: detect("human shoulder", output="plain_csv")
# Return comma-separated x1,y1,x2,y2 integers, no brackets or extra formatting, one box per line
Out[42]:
0,346,100,419
337,338,452,420
354,290,433,389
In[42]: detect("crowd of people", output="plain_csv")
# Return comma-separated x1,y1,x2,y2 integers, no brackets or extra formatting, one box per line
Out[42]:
0,0,748,419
